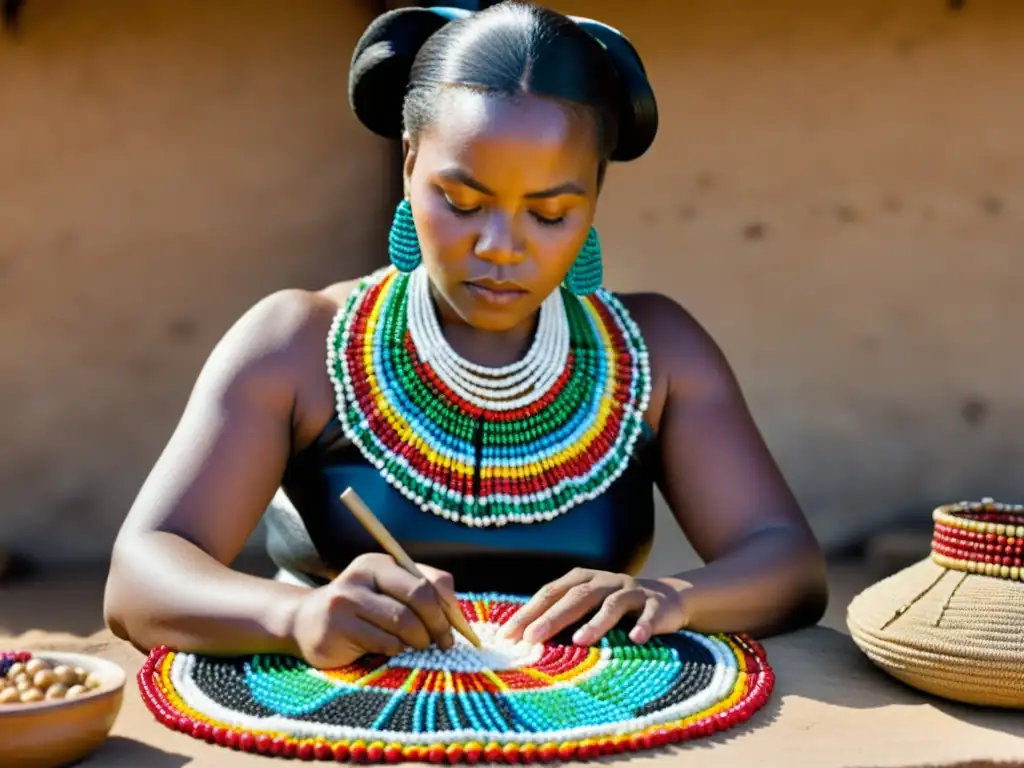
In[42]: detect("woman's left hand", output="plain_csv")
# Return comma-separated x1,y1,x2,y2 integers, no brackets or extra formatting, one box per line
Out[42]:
500,569,688,646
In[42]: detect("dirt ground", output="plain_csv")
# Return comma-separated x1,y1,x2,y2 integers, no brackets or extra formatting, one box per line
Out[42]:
5,540,1024,768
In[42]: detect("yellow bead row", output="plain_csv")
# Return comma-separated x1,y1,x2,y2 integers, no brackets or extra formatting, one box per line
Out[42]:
930,552,1024,582
356,277,625,482
150,636,764,759
932,504,1024,539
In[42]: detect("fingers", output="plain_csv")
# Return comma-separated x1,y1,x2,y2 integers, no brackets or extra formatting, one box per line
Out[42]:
368,560,456,650
527,582,626,643
418,564,456,598
572,589,650,646
628,597,661,645
500,569,595,641
340,615,408,658
352,590,437,651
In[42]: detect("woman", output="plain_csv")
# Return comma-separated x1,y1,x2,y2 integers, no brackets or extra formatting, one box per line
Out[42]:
104,2,828,671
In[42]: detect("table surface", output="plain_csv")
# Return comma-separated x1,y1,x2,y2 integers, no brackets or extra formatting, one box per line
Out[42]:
3,625,1022,768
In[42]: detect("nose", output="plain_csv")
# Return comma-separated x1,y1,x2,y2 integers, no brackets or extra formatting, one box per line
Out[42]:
473,211,524,265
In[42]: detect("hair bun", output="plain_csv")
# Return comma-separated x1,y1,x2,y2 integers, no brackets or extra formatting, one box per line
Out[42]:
348,8,453,139
350,7,658,160
570,18,658,162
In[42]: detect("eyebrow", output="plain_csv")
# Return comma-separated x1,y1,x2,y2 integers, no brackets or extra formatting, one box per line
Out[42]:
437,168,587,199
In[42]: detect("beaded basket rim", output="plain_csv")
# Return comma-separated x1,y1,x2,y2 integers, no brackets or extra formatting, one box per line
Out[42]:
929,497,1024,583
932,497,1024,522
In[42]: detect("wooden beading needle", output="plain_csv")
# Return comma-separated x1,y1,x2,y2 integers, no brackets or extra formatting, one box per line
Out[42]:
340,488,483,649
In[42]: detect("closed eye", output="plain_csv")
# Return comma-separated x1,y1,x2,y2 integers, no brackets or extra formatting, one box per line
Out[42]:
531,212,565,226
444,196,481,217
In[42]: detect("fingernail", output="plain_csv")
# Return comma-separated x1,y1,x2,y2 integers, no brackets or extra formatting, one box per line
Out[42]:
572,628,592,646
629,626,650,644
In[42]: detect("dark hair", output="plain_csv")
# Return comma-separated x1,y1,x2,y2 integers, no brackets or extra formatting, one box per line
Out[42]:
348,2,658,164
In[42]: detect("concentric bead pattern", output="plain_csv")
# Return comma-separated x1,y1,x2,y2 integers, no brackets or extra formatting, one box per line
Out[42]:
327,265,653,528
139,593,773,763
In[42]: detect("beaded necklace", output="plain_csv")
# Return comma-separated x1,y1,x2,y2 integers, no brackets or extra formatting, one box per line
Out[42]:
327,266,651,527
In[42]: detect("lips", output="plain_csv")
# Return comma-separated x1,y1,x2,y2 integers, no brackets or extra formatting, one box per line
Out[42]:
465,278,527,293
463,280,528,307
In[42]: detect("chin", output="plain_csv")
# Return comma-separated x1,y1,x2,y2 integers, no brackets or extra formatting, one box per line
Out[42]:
440,282,538,333
458,304,531,333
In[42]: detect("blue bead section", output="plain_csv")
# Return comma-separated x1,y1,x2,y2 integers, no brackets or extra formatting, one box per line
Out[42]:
564,227,603,295
388,199,422,273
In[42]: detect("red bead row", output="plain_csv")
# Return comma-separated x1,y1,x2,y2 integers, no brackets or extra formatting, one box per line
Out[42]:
533,645,590,677
403,333,577,422
932,523,1024,568
138,635,773,764
341,277,640,505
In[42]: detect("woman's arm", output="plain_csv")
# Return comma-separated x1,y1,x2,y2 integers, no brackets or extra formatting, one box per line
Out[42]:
502,292,828,645
641,293,829,637
103,288,342,657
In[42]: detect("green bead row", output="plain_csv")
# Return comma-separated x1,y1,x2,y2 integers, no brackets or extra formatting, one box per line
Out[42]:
330,267,651,526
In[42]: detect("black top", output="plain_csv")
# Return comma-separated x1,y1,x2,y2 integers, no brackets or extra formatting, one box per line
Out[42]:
265,417,659,598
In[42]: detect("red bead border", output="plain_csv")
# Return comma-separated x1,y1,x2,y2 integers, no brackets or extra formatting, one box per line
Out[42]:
137,634,773,763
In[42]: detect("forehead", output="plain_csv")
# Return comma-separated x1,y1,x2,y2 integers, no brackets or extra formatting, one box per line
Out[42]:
416,90,599,179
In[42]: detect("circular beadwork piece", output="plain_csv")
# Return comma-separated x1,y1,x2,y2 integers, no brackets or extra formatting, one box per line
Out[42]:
139,593,773,763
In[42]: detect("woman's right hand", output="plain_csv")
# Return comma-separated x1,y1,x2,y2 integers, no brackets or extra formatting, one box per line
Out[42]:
289,553,457,669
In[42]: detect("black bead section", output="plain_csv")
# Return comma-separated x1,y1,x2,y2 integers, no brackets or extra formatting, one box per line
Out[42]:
432,693,455,733
293,689,394,728
191,657,277,719
384,692,418,733
634,637,718,717
492,692,531,733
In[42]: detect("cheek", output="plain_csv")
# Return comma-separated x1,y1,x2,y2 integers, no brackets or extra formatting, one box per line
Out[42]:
533,222,585,251
529,222,590,271
414,198,476,260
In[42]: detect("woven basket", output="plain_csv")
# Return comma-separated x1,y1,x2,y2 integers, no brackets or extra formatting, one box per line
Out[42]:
847,499,1024,708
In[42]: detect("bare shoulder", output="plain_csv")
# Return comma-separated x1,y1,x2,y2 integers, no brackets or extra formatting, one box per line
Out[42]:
615,291,739,401
191,279,366,409
218,279,362,365
213,289,331,374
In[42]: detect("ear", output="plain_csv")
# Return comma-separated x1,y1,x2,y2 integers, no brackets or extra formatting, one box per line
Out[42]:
402,132,417,199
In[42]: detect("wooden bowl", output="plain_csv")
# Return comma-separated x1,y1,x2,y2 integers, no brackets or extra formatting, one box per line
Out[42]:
0,651,126,768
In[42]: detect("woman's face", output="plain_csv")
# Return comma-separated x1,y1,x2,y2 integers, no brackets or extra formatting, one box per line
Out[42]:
403,90,601,333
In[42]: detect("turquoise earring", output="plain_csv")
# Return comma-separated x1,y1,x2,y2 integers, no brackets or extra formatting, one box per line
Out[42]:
564,226,603,296
389,199,422,272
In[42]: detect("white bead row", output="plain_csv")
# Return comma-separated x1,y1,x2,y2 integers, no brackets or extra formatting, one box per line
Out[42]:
326,268,654,528
168,629,741,746
407,267,570,411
